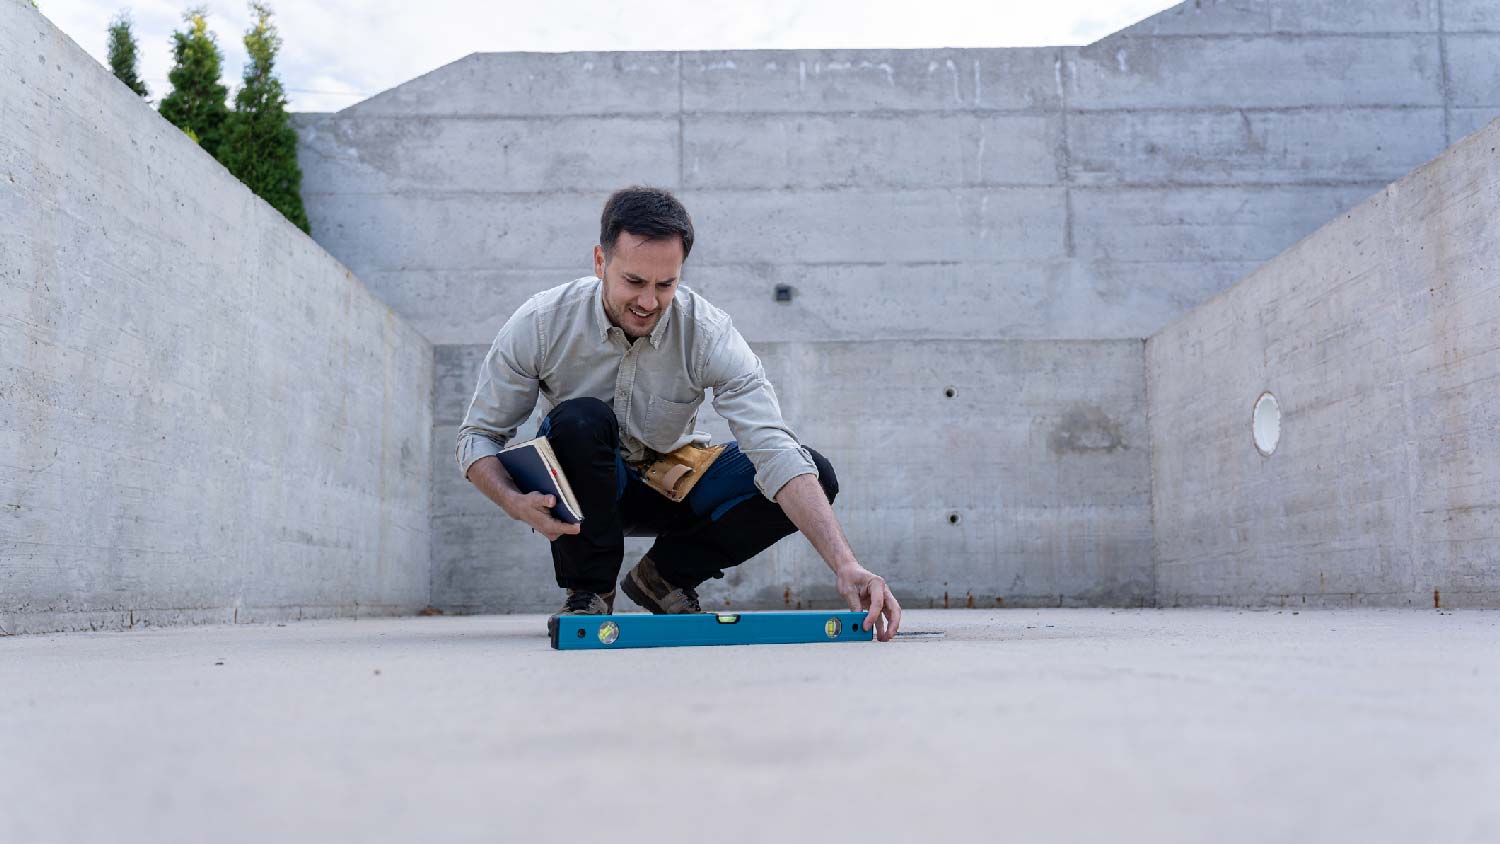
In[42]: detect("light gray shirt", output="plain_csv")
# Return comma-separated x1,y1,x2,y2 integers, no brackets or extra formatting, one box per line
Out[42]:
456,276,817,501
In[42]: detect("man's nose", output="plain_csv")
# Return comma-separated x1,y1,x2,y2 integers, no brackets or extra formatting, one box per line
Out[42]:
636,290,656,310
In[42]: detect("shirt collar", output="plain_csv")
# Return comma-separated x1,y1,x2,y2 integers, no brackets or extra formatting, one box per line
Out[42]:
592,276,612,343
593,275,673,349
647,296,673,349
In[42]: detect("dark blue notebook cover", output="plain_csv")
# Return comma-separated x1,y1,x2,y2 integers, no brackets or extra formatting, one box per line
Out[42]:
498,438,583,524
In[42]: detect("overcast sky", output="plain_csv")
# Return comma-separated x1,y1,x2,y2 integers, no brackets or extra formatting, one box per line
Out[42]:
40,0,1176,112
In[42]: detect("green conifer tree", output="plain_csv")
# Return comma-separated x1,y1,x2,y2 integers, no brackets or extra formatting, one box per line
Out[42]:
158,8,229,159
220,2,309,233
107,12,150,99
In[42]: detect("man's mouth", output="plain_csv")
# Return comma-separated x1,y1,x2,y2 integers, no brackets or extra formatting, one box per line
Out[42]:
629,307,655,320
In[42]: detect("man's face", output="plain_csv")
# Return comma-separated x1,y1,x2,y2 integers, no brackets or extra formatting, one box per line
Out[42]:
593,232,683,340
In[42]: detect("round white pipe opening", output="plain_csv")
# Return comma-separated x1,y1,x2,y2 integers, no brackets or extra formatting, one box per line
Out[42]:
1252,391,1281,456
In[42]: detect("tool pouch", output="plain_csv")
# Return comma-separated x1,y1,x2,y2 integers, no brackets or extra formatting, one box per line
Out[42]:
639,442,727,503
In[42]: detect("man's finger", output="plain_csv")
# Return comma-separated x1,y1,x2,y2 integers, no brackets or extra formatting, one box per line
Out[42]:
841,584,861,613
544,523,580,541
548,519,580,535
535,511,580,539
884,588,902,639
864,581,885,635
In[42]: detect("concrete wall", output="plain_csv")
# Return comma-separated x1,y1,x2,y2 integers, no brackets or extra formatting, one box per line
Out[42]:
292,0,1500,613
1146,118,1500,608
295,0,1500,347
0,3,434,634
435,338,1154,613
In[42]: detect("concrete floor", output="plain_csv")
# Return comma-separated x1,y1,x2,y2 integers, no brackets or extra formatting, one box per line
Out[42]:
2,609,1496,844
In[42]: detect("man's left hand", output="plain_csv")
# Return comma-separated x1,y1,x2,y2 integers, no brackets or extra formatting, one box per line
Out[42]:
836,563,901,642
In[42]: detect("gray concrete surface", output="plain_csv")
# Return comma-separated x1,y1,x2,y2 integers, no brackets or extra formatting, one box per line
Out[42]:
3,608,1496,843
1147,119,1500,608
0,2,434,633
435,339,1153,614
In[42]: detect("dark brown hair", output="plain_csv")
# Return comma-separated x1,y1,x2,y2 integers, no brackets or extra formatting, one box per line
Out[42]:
599,186,694,260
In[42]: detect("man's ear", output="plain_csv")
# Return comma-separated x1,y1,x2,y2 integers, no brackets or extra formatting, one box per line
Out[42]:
593,245,606,279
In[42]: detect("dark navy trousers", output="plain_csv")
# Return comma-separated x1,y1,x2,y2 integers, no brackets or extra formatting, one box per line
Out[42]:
536,397,838,594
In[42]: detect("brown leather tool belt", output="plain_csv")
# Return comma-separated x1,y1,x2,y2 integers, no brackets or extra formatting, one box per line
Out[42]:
632,442,727,503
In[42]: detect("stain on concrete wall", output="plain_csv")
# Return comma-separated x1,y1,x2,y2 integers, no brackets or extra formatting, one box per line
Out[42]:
1047,404,1129,456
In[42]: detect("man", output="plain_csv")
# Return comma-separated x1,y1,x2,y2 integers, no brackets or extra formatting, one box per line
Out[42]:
456,187,901,641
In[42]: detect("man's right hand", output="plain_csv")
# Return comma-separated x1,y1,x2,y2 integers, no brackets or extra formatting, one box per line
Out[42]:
465,457,582,542
502,492,582,542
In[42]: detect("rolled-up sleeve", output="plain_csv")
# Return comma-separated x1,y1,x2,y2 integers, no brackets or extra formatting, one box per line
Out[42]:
701,319,817,501
456,303,542,479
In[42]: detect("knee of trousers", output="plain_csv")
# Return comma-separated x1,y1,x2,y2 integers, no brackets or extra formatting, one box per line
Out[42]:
545,397,616,443
807,448,839,503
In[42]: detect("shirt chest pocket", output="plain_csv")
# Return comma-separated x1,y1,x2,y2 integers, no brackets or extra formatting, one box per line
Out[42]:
642,393,701,448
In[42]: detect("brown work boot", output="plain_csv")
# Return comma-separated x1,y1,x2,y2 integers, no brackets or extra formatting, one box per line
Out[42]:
551,588,616,618
620,555,704,614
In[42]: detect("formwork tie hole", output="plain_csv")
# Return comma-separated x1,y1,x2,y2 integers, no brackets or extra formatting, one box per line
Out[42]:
1253,391,1281,456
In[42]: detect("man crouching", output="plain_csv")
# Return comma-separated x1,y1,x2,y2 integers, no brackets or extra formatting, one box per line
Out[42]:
456,187,901,640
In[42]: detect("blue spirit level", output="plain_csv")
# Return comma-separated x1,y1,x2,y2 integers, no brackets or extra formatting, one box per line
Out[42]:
549,611,875,650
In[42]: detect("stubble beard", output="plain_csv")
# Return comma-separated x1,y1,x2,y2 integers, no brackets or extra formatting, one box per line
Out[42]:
610,298,659,339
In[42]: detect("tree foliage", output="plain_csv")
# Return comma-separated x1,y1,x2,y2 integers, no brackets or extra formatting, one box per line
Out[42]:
158,8,229,159
107,12,150,99
220,2,309,233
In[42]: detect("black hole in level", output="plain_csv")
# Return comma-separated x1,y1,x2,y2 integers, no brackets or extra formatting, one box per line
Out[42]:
575,628,585,638
948,513,960,525
944,387,956,398
853,624,860,632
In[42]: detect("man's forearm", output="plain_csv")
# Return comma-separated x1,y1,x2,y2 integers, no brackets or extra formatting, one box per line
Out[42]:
466,455,524,514
774,472,858,574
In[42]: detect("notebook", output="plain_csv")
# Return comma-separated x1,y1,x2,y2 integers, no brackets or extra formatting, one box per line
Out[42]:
498,437,584,524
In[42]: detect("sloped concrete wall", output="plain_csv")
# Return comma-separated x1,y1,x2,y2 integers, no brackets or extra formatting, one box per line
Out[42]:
1147,119,1500,608
0,3,434,633
434,338,1153,613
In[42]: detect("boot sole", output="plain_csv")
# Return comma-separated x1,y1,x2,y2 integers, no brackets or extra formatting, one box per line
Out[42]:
620,570,668,615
